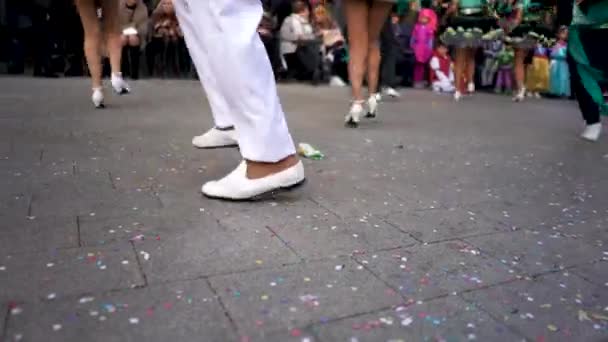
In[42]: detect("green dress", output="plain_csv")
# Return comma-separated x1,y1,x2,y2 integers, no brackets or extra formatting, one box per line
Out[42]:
441,0,497,47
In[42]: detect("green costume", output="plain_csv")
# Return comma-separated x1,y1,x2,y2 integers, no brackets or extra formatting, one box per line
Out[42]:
441,0,498,47
568,0,608,119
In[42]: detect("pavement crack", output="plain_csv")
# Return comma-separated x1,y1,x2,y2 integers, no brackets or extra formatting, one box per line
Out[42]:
0,303,9,342
27,195,34,218
264,225,304,261
205,278,240,335
130,241,149,288
107,171,116,190
38,149,44,162
76,215,82,247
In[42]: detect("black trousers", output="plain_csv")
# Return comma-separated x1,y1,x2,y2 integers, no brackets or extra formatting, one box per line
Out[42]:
284,42,322,81
568,28,608,125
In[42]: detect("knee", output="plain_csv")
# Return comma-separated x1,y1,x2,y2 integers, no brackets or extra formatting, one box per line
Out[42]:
128,35,140,47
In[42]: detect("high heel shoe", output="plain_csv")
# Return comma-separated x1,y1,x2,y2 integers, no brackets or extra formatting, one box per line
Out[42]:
512,87,525,102
92,88,104,108
345,101,364,128
111,73,130,95
366,94,379,118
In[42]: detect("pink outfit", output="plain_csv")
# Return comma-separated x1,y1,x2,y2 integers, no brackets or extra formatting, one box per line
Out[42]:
410,10,436,84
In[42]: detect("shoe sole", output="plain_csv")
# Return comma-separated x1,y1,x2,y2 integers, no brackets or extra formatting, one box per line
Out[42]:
193,143,239,150
202,178,307,202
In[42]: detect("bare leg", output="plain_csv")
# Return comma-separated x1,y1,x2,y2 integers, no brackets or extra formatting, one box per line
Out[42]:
101,0,122,75
366,2,392,95
75,0,102,89
514,48,526,93
465,48,476,91
344,0,369,102
453,48,466,93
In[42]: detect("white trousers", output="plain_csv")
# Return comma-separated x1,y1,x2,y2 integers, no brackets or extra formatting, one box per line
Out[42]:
174,0,295,162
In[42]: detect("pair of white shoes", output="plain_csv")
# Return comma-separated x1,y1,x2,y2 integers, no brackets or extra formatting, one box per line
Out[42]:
345,94,379,128
192,127,305,200
92,73,131,108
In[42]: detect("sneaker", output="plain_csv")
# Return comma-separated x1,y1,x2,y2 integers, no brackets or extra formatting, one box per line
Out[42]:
366,94,379,118
111,73,130,95
192,127,238,149
201,160,305,200
383,87,401,98
92,88,104,108
345,101,364,128
534,92,542,99
329,76,347,87
581,123,602,142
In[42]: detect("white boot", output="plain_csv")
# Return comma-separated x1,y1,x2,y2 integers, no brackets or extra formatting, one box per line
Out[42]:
192,127,238,148
581,123,602,142
454,91,462,101
111,73,130,95
345,101,364,128
513,87,526,102
382,87,400,98
366,94,379,118
92,88,104,108
467,82,475,94
201,160,305,200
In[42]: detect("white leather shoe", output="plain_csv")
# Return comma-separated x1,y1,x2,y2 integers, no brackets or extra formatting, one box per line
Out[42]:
454,91,462,101
581,123,602,142
383,87,401,98
201,160,305,200
92,88,104,108
192,127,238,148
345,101,364,128
366,94,379,118
111,73,130,95
467,82,475,94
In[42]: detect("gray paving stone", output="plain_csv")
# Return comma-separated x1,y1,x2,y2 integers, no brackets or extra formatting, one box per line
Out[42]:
464,229,605,276
0,216,78,255
4,279,236,342
218,199,417,260
354,242,515,302
315,295,523,342
1,301,6,341
571,261,608,288
385,206,506,243
132,212,300,283
461,272,608,341
208,258,399,341
78,212,164,247
0,243,144,302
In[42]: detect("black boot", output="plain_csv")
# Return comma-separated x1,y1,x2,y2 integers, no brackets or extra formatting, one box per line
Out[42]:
129,46,141,80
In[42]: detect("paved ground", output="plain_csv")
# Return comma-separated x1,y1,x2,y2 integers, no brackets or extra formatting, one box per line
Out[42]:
1,76,607,342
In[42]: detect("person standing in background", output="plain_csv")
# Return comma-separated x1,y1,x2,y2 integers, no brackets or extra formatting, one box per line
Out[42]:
379,12,403,98
119,0,148,80
549,25,570,98
410,8,436,88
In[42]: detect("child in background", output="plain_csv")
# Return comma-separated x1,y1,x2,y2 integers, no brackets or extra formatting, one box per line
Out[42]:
429,42,455,93
410,8,437,88
495,44,515,94
481,39,503,88
549,26,570,97
525,40,550,98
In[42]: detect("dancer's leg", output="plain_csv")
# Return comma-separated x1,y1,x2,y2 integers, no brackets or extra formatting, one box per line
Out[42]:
366,2,392,96
75,0,102,89
344,0,369,102
200,0,296,163
174,0,237,149
453,48,466,94
514,48,526,96
100,0,122,75
465,48,476,91
193,0,303,199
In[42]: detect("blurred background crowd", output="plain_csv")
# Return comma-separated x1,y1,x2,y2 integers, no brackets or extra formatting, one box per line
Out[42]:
0,0,576,95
